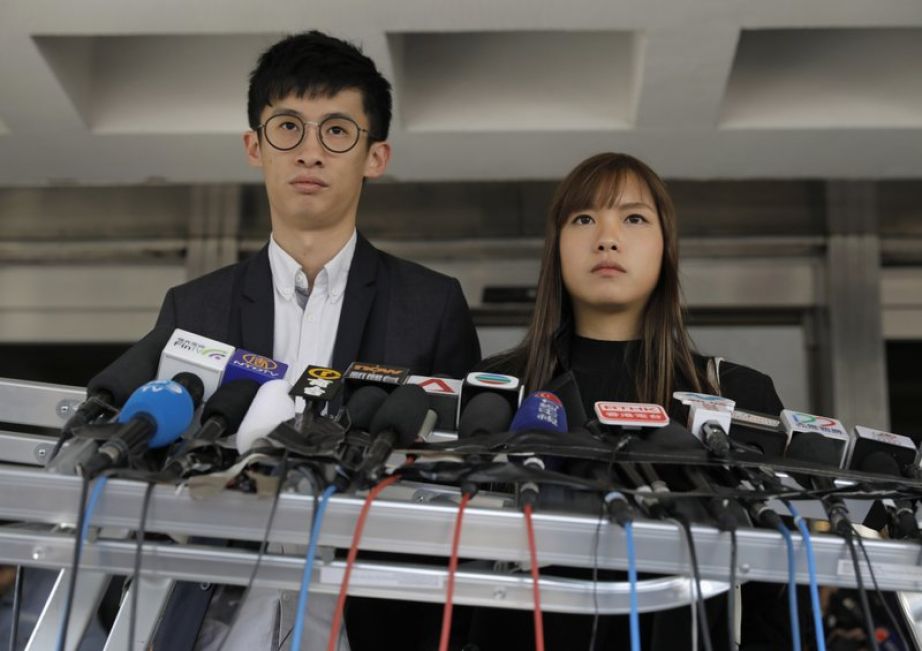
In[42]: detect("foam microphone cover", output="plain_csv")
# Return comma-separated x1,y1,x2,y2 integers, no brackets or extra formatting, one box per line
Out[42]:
458,392,513,439
858,450,902,477
116,379,196,448
202,379,261,432
88,325,174,406
370,384,430,447
644,422,706,451
235,379,296,454
509,391,568,434
345,385,389,431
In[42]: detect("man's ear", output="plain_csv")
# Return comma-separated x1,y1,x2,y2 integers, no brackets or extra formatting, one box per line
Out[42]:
243,130,263,168
363,141,391,179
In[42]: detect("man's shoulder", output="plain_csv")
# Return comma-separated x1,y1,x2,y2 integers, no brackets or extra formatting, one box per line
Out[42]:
166,252,261,299
373,246,460,291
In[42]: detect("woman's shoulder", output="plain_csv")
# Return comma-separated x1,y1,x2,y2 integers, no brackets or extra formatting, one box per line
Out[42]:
693,354,785,414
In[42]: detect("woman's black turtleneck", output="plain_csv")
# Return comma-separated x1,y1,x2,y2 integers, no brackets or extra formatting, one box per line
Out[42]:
569,335,641,418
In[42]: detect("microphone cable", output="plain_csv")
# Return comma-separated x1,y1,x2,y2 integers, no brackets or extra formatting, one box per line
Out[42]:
290,483,338,651
728,528,738,651
521,502,546,651
842,532,880,651
325,473,403,651
216,452,291,651
56,472,110,651
624,520,641,651
774,521,802,651
784,501,827,651
853,534,911,650
674,514,714,651
438,489,474,651
8,566,23,651
128,480,156,651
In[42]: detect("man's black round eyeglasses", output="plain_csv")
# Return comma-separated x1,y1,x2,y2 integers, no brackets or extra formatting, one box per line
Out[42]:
256,114,371,153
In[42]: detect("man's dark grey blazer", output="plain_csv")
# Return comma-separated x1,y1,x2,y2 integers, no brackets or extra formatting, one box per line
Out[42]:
149,232,480,650
154,232,481,378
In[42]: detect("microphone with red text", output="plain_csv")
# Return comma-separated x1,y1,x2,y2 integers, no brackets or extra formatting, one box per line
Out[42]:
356,384,434,486
847,426,921,538
509,391,568,507
77,372,205,478
407,375,464,432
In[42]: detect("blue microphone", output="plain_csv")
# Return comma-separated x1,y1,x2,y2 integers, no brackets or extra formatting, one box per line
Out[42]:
79,372,204,477
510,391,568,434
510,391,568,507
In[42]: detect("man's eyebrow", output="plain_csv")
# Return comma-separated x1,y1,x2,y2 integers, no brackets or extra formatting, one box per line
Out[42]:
268,108,358,122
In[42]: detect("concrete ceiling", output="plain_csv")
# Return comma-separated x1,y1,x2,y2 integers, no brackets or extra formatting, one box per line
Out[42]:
1,0,921,186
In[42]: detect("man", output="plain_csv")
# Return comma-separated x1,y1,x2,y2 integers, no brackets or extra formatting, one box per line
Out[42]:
155,31,479,381
146,30,481,651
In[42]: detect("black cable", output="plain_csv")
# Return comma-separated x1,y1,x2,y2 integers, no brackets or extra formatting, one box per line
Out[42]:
57,473,91,651
675,515,714,651
854,534,910,651
728,528,738,651
216,452,290,651
8,566,24,651
128,481,156,651
843,533,880,651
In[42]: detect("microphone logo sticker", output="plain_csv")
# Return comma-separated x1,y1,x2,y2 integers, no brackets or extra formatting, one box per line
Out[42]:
241,353,278,370
466,372,520,390
308,367,342,381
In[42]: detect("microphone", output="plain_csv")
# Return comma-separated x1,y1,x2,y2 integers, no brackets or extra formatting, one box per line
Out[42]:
729,408,787,458
541,371,588,432
156,329,236,401
457,371,522,432
163,380,261,477
344,386,390,432
785,432,853,536
78,372,205,477
235,379,296,455
406,375,463,431
61,325,174,439
458,392,514,439
508,391,568,507
289,365,345,424
357,384,432,485
222,349,289,386
673,392,736,458
780,409,851,464
593,401,670,431
857,451,920,539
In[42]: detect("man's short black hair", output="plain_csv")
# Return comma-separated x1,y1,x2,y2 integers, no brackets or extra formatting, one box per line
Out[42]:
247,30,392,142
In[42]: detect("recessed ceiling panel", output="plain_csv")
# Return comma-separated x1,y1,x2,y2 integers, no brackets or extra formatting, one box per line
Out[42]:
721,28,922,128
391,31,640,132
34,34,281,134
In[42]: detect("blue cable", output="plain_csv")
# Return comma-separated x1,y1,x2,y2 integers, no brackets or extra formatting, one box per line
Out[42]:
290,484,338,651
624,521,641,651
56,475,109,651
785,502,826,651
775,522,802,651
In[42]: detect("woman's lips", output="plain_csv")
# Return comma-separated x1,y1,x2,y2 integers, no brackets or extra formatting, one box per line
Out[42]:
592,261,627,274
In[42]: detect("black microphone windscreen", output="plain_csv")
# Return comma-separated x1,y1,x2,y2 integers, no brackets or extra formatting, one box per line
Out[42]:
87,326,173,406
172,372,205,409
458,392,513,439
202,380,260,432
346,386,389,431
370,384,429,446
859,450,902,477
786,432,841,467
642,421,705,451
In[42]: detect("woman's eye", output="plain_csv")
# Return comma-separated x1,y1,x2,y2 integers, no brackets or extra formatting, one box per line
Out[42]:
625,214,647,224
572,214,594,225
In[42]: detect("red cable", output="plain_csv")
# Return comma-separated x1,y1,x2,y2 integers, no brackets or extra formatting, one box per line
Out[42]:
523,503,545,651
438,492,472,651
326,473,401,651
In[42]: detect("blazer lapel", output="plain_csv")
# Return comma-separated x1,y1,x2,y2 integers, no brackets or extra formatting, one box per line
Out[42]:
331,232,379,372
239,245,275,357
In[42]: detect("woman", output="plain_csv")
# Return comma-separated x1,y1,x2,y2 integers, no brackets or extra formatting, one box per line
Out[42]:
467,153,791,651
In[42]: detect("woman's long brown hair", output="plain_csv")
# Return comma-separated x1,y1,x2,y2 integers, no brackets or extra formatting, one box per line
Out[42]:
516,152,713,404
